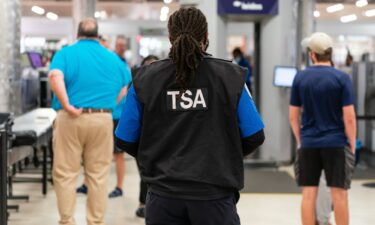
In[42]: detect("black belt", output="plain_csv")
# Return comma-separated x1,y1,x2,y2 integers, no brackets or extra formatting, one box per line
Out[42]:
82,108,112,113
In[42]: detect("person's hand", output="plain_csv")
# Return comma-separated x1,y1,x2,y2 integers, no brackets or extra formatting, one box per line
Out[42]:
64,104,83,117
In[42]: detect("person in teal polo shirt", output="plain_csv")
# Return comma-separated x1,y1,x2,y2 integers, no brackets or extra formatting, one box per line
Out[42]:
48,18,131,225
76,36,132,198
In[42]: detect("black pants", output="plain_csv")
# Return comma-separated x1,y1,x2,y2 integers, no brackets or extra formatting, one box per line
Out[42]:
139,179,148,204
136,158,148,204
146,192,240,225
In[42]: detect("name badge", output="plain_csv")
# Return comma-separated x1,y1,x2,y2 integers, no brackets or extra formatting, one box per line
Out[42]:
166,88,208,111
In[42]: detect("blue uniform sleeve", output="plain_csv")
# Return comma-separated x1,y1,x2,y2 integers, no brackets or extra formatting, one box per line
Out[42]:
115,86,143,143
290,73,302,107
341,74,355,106
237,86,265,138
49,50,67,75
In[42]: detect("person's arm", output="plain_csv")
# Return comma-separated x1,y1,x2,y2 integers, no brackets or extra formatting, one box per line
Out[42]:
116,61,132,103
237,86,265,156
289,74,302,147
341,74,356,153
115,86,143,157
343,105,356,153
242,130,265,156
289,106,301,147
48,69,82,117
116,86,128,103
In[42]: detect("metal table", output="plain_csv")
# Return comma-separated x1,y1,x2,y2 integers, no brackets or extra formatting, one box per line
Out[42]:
1,109,56,225
11,108,56,195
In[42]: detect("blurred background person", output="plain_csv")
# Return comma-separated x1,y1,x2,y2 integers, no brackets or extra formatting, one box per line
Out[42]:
115,35,128,64
232,47,252,92
99,35,110,49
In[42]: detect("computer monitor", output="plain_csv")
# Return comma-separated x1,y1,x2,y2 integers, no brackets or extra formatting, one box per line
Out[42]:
273,66,298,88
27,52,44,69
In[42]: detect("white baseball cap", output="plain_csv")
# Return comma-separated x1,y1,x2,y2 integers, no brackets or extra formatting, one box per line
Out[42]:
301,32,333,55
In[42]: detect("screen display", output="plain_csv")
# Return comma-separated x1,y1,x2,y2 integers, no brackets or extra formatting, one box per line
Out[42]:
27,52,44,69
273,66,298,87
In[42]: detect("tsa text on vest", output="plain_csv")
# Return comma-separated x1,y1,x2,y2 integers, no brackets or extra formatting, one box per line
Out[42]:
167,89,207,110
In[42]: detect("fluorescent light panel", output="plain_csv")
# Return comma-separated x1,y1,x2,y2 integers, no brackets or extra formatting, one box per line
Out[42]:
161,6,169,15
340,14,357,23
326,4,344,13
365,9,375,17
160,13,168,21
314,10,320,18
356,0,368,8
31,6,45,15
46,12,58,20
164,0,172,4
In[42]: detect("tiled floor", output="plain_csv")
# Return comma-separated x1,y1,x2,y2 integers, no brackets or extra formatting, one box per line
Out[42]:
7,158,375,225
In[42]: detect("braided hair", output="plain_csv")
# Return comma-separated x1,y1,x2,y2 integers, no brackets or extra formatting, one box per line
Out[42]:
168,7,208,90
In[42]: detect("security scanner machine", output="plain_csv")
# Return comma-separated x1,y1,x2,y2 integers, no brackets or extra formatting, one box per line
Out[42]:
203,0,296,165
21,52,52,112
352,62,375,152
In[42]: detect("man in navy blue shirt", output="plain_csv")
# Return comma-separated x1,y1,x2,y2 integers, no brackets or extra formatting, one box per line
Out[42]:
289,32,356,225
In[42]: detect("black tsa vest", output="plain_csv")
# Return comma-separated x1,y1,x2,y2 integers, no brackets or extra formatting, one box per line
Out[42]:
133,56,247,192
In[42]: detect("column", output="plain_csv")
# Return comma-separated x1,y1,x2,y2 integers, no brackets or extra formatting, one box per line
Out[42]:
72,0,96,38
0,0,22,114
259,0,299,162
296,0,316,68
183,0,227,58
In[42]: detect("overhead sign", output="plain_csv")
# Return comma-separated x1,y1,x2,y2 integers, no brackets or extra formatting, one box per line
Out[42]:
218,0,278,16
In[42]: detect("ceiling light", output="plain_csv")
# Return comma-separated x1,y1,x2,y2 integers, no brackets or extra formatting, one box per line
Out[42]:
94,11,101,18
356,0,368,8
100,11,108,19
326,4,344,13
31,6,45,15
314,10,320,18
161,6,170,15
160,13,168,22
340,14,357,23
46,12,58,20
164,0,172,4
365,9,375,17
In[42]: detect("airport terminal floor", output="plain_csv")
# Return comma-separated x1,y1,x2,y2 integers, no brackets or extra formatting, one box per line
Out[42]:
6,157,375,225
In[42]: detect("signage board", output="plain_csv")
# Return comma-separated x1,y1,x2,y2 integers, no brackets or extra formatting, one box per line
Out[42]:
218,0,278,16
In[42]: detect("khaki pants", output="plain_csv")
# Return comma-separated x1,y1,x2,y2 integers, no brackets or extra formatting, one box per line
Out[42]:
52,111,113,225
